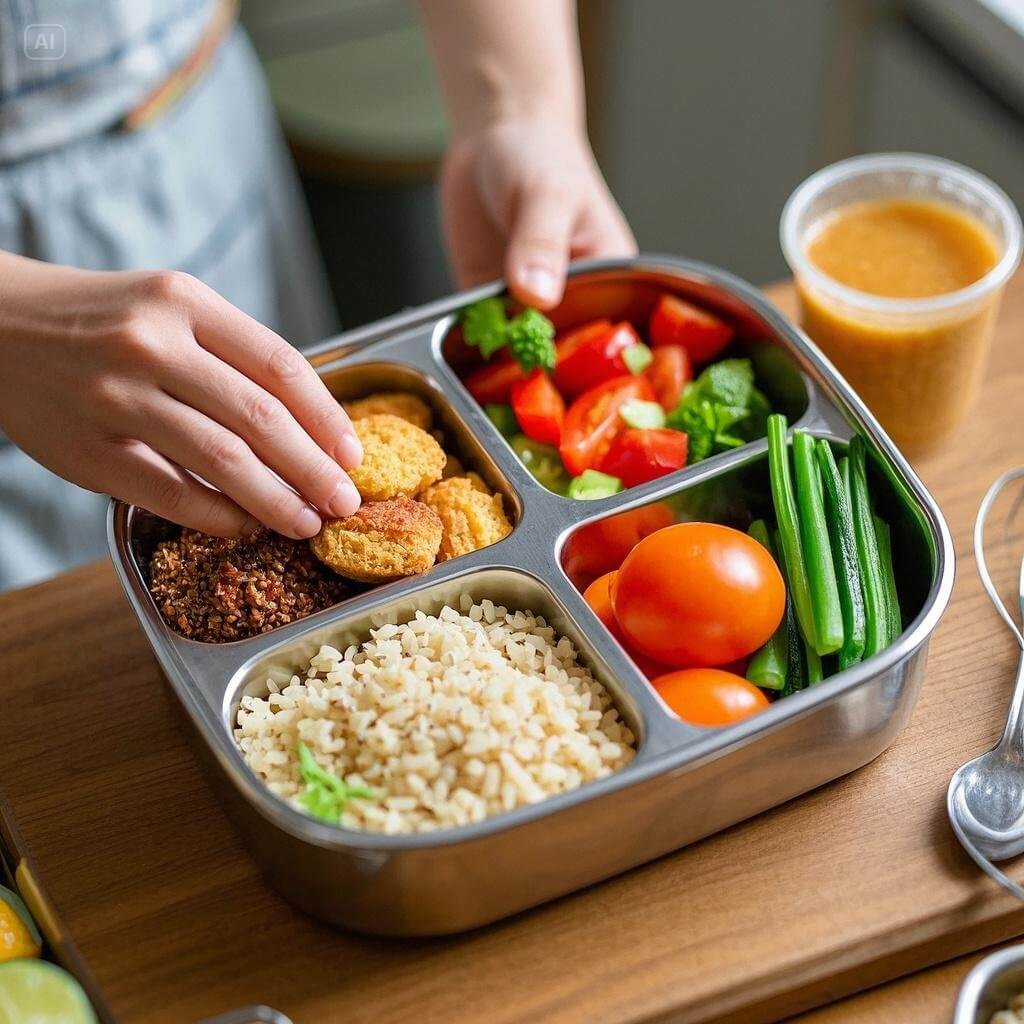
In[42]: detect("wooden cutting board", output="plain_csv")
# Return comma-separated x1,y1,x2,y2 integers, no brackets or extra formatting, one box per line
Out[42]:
1,277,1023,1024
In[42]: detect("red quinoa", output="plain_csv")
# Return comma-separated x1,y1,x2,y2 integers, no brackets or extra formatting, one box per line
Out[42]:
148,529,348,643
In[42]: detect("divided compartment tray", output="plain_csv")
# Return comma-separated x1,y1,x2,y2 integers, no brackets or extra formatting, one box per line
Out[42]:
108,256,954,936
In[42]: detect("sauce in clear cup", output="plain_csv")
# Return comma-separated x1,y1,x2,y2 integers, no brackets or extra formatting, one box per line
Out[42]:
781,154,1022,455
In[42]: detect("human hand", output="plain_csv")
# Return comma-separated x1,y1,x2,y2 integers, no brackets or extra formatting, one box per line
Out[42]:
0,258,362,539
440,117,636,309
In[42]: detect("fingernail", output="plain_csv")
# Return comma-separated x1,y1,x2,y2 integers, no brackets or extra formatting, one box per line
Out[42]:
522,265,559,304
335,432,363,470
327,478,360,519
294,506,322,539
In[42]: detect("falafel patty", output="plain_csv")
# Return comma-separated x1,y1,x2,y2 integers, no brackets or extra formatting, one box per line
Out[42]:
310,497,443,582
344,391,433,431
348,413,446,501
419,476,512,561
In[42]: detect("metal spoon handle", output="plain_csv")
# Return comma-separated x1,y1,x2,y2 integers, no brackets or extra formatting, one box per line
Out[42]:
975,468,1024,751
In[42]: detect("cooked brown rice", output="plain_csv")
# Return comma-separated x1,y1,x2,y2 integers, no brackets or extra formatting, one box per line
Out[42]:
234,595,636,833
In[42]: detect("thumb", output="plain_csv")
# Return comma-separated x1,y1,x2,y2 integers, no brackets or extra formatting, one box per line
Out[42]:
505,182,575,309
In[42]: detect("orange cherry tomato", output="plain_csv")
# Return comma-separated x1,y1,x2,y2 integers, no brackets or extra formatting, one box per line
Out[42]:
652,668,770,726
511,370,565,446
583,572,670,679
559,374,655,478
645,344,693,411
612,522,785,667
649,294,734,365
562,502,675,591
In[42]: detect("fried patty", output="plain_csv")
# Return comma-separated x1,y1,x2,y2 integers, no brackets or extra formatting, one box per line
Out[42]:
310,497,443,582
419,476,513,561
344,391,433,431
348,413,446,501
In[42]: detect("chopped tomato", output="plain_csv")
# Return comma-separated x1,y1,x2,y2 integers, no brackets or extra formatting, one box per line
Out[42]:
464,355,525,404
599,428,688,488
559,375,655,477
646,344,692,411
649,294,734,364
554,320,641,398
583,572,670,679
562,502,675,591
510,371,565,447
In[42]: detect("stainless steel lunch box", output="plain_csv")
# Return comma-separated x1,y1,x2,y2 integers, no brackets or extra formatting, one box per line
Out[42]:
108,256,954,936
955,946,1024,1023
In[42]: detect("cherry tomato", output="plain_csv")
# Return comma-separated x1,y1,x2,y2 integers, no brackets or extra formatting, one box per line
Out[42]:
652,669,770,726
613,522,785,667
510,371,565,446
599,428,688,488
645,344,692,411
464,355,525,405
563,502,675,591
583,572,670,679
649,294,735,364
559,374,655,477
554,321,642,398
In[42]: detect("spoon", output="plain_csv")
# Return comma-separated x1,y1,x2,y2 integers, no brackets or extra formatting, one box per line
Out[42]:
948,467,1024,899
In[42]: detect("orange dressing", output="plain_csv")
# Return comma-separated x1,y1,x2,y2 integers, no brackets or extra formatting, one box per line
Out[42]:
798,198,1001,453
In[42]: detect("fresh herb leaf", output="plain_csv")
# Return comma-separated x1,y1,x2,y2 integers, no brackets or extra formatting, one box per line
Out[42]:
665,358,770,462
297,742,375,824
622,341,653,375
620,398,666,430
506,308,556,373
461,297,509,359
696,358,755,407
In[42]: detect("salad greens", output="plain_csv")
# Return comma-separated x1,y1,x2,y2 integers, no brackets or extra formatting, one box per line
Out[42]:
511,435,571,494
461,298,556,373
567,469,622,500
485,403,519,438
666,359,771,463
297,742,375,824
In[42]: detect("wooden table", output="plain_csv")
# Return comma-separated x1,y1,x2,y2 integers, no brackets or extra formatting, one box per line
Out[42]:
2,278,1023,1024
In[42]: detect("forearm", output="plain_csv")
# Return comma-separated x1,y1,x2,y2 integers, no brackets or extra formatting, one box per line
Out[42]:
417,0,584,138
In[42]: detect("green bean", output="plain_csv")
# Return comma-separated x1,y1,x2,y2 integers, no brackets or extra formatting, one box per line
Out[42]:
874,515,903,645
746,519,787,690
815,439,866,669
766,415,816,650
792,431,843,655
847,437,889,657
805,645,824,686
773,527,811,695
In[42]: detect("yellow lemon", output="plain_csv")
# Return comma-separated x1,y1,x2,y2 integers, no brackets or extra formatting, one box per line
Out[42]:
0,888,40,964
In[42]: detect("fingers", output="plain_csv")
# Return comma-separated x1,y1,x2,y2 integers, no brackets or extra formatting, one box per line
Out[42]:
185,283,362,471
98,439,260,538
130,394,326,540
505,182,576,309
160,351,360,519
440,143,507,288
571,196,638,262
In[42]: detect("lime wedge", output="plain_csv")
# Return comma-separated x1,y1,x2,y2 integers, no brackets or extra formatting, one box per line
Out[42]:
0,960,96,1023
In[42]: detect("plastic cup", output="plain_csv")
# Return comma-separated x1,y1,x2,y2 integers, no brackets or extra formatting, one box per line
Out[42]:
780,153,1022,455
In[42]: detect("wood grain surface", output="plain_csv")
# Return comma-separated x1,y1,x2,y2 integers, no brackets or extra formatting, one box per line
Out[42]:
1,277,1023,1024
